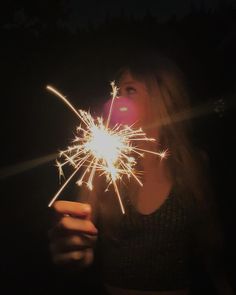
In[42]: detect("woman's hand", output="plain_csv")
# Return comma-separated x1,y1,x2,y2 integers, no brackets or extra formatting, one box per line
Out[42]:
48,201,98,270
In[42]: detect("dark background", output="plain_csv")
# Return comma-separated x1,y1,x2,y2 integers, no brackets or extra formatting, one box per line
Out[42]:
1,1,236,294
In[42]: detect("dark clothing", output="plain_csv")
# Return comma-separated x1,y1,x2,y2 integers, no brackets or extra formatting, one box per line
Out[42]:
95,186,200,291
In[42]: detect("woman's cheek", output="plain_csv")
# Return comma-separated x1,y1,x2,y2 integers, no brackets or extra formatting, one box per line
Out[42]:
136,99,153,126
103,96,143,126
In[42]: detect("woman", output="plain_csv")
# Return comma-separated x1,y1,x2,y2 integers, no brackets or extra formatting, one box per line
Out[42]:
48,52,233,294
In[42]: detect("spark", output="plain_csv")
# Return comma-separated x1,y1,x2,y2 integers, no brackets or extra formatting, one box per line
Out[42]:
47,83,167,214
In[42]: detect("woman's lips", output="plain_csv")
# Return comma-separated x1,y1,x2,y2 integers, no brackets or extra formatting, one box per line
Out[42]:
103,96,140,126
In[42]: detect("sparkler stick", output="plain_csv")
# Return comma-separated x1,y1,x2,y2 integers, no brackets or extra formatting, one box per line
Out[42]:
47,83,167,214
104,82,126,213
106,81,118,127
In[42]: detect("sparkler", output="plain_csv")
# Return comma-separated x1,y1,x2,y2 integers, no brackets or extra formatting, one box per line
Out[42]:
47,82,167,214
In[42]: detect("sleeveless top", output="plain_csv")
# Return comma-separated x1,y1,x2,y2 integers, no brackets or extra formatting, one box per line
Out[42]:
95,186,198,291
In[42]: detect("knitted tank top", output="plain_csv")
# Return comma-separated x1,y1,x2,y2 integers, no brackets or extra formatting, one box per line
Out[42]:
95,186,196,291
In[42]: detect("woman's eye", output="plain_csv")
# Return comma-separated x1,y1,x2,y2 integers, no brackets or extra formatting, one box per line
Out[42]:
125,86,136,95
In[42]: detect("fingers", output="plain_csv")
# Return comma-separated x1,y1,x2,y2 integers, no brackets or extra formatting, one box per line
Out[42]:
53,249,93,266
49,201,97,268
59,215,97,234
50,235,97,254
52,201,92,218
49,215,98,239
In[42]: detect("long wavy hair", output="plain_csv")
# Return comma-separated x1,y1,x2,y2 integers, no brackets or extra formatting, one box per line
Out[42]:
115,52,225,271
116,52,210,207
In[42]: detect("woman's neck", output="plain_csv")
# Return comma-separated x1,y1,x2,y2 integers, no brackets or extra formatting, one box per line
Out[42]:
141,153,171,184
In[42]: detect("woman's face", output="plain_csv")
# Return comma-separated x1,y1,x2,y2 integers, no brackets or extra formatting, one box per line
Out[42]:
119,71,154,128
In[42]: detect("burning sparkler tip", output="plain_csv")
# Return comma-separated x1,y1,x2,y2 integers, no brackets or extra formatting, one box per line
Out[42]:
159,149,169,160
48,82,168,214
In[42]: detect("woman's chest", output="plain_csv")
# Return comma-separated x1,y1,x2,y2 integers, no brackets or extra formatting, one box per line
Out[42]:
130,177,173,215
99,189,191,249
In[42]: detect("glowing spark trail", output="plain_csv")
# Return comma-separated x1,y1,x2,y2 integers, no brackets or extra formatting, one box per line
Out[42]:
47,83,167,214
